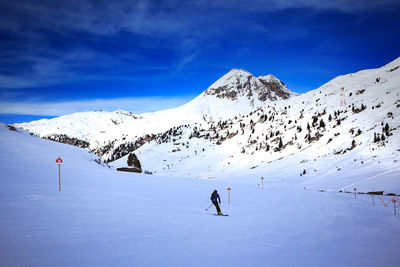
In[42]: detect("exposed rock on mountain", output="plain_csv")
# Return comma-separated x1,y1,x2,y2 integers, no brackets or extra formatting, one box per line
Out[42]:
258,74,293,100
204,68,294,102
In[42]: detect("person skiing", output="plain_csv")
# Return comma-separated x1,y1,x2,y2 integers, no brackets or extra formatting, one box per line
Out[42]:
210,189,223,215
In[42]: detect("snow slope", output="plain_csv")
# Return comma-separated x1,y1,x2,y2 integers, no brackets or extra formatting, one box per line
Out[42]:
1,124,400,266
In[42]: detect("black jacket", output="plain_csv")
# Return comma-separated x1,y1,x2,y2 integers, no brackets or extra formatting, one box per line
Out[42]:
210,191,221,203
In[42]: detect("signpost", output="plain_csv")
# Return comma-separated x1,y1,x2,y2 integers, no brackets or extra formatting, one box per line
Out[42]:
227,187,231,204
56,157,63,192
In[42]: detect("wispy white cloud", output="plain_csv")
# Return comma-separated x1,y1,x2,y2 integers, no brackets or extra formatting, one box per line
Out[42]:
0,96,195,116
205,0,399,13
1,46,144,89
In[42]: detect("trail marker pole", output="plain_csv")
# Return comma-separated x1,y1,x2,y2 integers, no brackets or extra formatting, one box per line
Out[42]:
227,188,231,204
393,199,397,215
353,188,357,199
371,194,375,206
261,177,264,189
56,157,63,192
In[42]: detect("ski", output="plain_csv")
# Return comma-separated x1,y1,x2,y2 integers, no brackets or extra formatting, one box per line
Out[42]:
214,214,229,216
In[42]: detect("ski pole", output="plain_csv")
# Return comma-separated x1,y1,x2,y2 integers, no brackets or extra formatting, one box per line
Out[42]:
205,204,213,211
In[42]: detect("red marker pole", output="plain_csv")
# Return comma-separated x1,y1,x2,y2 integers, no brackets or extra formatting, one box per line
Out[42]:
261,177,264,189
58,164,61,191
227,188,231,204
56,157,63,192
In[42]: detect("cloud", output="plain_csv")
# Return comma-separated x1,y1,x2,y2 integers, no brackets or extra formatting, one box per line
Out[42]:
0,96,196,116
0,0,191,36
205,0,399,12
0,47,148,89
1,0,398,94
2,0,399,41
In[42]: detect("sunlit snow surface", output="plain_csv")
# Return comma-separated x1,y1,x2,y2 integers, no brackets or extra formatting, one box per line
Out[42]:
0,125,399,266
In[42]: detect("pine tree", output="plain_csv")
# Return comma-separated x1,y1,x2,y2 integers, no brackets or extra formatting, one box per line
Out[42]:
319,119,325,128
127,153,142,171
278,137,283,149
127,153,134,167
312,116,318,125
376,133,381,142
384,123,389,134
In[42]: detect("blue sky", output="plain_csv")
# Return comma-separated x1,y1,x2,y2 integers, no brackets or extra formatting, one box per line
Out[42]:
0,0,399,123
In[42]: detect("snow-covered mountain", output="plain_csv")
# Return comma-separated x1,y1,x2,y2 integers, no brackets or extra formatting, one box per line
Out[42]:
15,69,295,162
13,58,400,192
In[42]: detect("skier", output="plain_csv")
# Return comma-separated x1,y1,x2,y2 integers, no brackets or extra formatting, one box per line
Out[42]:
210,189,223,215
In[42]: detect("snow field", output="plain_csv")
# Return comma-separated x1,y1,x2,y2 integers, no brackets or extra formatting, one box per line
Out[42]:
1,125,400,266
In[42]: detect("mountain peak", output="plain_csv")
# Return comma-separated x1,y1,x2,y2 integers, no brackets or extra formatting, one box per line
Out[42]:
258,74,295,100
207,68,253,90
204,69,295,102
258,74,278,82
